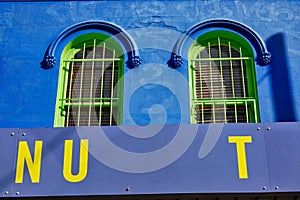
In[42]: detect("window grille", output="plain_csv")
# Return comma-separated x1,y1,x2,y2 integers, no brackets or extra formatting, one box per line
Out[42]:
56,38,122,127
190,36,259,123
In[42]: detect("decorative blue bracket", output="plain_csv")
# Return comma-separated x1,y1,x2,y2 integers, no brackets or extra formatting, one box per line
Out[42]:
41,21,141,69
127,55,142,69
167,53,183,69
168,19,271,69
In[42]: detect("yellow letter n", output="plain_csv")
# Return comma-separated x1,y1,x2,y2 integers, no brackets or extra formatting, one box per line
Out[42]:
15,141,43,183
228,136,252,179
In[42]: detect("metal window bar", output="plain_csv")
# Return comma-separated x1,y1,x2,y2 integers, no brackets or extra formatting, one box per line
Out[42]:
60,61,68,117
190,57,251,61
109,49,116,126
60,40,120,127
196,52,203,99
234,100,238,122
98,42,106,126
239,47,247,98
218,37,225,98
199,58,203,99
88,39,97,126
63,58,121,62
208,42,214,98
191,39,256,123
66,61,74,125
223,100,227,123
193,99,257,123
228,41,236,98
245,101,249,123
77,43,86,126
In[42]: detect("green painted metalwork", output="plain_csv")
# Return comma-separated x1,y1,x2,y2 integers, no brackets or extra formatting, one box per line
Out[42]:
54,33,124,127
189,30,260,124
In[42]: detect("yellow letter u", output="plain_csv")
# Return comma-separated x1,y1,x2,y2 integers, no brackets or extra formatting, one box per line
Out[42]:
63,139,89,182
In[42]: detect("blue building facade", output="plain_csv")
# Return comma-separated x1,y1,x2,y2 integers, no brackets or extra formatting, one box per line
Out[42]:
1,0,300,128
1,1,300,199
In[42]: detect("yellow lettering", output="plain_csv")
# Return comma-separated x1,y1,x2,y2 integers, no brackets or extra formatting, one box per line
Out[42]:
228,136,252,179
63,140,89,182
15,141,43,183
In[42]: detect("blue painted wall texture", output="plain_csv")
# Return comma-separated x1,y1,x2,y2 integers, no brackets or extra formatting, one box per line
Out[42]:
0,0,299,128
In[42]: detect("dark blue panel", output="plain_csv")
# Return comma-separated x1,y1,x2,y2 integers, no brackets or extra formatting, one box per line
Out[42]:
9,124,270,197
4,123,300,197
0,129,18,198
265,122,300,192
12,127,80,197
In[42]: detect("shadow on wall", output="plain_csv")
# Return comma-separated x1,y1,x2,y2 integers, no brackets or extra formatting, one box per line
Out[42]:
266,33,295,122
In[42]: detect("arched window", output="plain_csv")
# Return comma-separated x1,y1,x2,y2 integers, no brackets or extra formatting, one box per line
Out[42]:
41,21,141,127
54,33,124,127
189,31,260,123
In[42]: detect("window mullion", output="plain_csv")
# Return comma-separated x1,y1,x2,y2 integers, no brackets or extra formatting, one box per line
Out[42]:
64,58,121,62
234,102,238,123
66,61,75,127
198,53,203,99
254,100,258,123
228,41,236,98
98,43,106,126
109,49,116,126
201,103,204,124
193,61,197,99
208,42,214,98
239,47,247,98
190,57,250,61
60,61,68,123
212,102,216,123
88,39,97,126
223,101,227,123
77,42,87,126
218,37,225,99
245,101,249,123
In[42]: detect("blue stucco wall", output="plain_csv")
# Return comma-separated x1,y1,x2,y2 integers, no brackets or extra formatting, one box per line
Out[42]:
0,0,299,128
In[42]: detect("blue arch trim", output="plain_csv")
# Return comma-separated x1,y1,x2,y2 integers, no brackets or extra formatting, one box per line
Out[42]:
41,21,141,69
168,19,271,68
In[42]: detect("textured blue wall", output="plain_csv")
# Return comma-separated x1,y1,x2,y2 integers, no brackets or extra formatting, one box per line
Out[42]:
0,0,299,128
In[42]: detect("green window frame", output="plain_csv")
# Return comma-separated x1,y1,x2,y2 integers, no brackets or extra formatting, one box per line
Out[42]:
189,31,260,124
54,33,124,127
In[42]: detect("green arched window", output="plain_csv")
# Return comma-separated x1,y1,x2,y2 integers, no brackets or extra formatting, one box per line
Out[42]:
189,31,260,123
54,33,124,127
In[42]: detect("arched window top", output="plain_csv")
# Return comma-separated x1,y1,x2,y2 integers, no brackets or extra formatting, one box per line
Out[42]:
189,30,254,60
41,21,141,70
62,32,124,60
168,19,271,68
